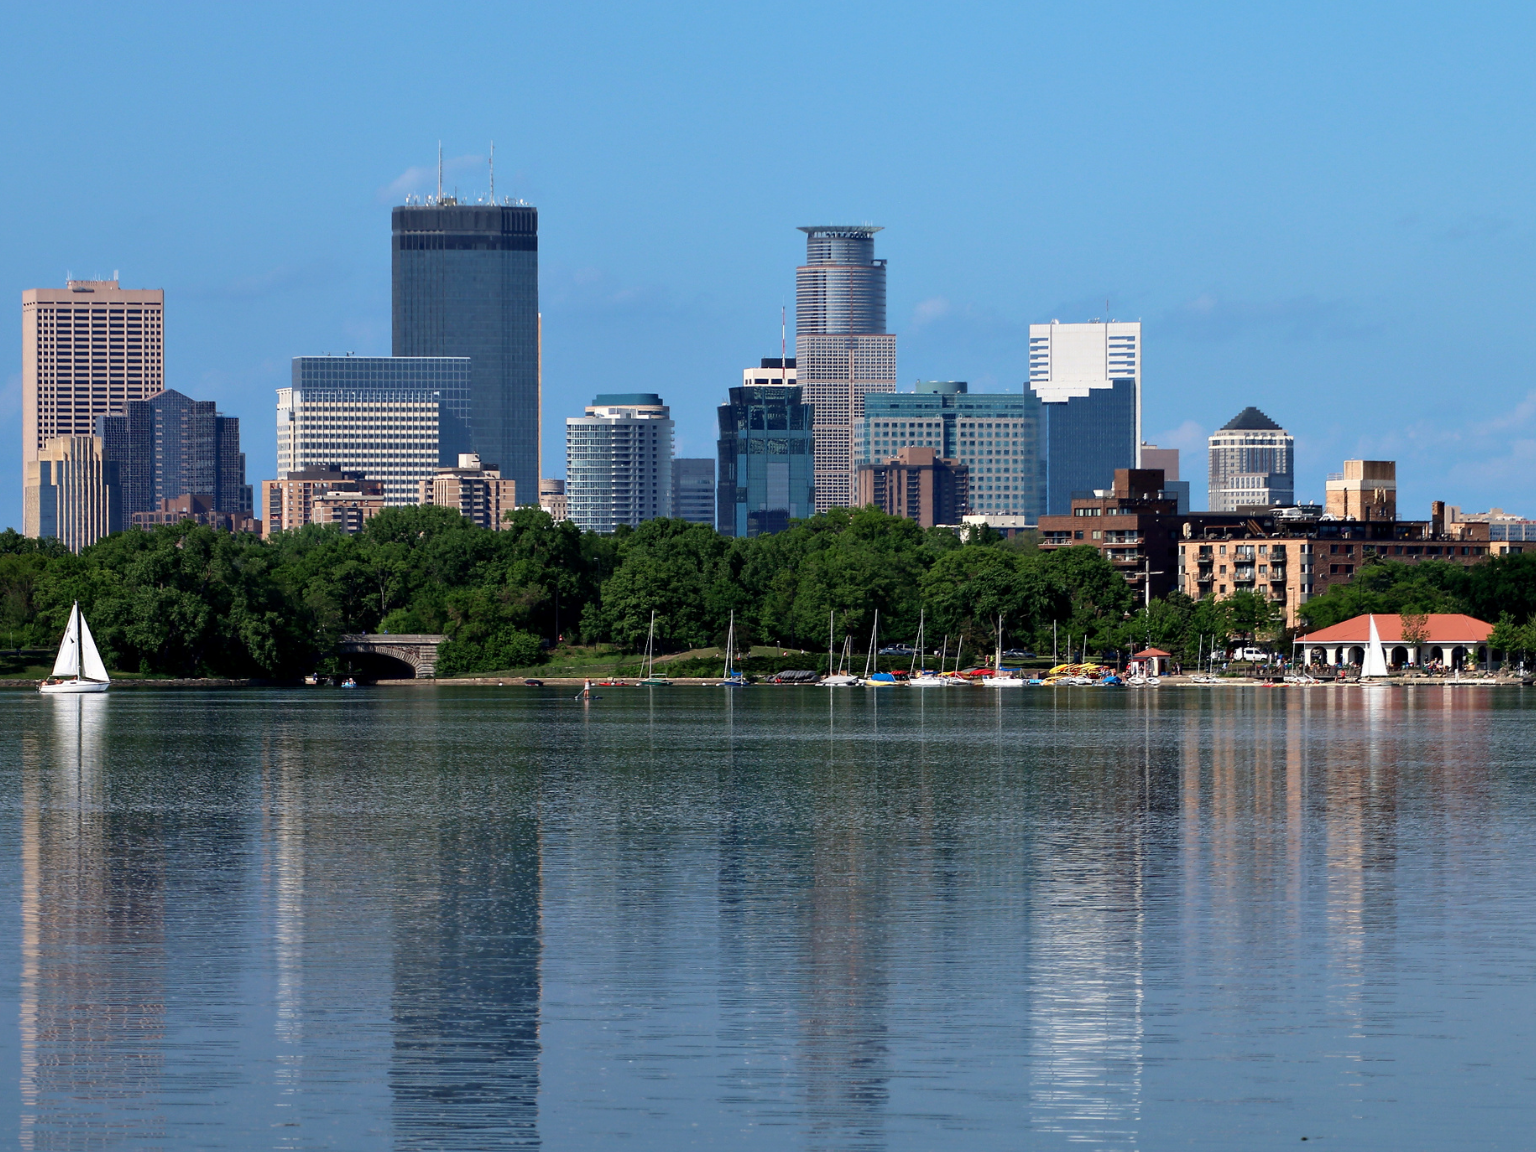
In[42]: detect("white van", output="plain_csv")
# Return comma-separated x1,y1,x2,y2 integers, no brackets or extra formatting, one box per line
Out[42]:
1234,647,1269,662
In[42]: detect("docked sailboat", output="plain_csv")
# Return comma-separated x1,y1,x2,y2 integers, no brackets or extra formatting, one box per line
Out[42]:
863,610,897,686
982,615,1022,687
39,602,110,694
719,610,748,687
639,610,671,686
1360,613,1392,684
820,611,860,686
908,611,949,686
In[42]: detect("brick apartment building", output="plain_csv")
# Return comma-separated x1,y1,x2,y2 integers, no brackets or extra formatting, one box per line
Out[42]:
1039,464,1493,627
855,446,969,528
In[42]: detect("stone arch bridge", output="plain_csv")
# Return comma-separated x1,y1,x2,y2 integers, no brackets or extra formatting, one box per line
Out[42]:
338,634,445,679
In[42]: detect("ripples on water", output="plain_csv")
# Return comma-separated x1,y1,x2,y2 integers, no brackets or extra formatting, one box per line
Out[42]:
2,687,1534,1150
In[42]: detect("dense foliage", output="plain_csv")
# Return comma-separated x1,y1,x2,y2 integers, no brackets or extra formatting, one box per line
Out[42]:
5,511,1536,677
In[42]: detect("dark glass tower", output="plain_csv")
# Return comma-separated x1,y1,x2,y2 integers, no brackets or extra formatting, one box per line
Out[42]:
716,381,815,537
392,203,539,504
96,388,251,529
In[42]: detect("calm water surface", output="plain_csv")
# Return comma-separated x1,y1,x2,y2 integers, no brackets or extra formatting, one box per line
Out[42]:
2,686,1535,1150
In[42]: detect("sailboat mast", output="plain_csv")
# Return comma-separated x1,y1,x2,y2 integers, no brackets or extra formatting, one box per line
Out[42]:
911,610,922,677
75,602,82,683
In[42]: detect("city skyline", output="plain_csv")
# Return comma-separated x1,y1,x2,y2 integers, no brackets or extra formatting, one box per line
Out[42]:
5,6,1536,532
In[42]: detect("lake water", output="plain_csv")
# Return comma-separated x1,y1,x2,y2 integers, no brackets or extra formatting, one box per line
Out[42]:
2,686,1535,1150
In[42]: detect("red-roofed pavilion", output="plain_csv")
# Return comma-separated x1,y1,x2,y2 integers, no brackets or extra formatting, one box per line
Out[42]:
1294,613,1492,669
1130,648,1173,676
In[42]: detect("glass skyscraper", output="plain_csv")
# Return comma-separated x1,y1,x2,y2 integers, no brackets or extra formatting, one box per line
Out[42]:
392,202,539,504
279,356,471,506
1028,320,1141,515
97,388,250,530
717,383,815,538
858,381,1044,522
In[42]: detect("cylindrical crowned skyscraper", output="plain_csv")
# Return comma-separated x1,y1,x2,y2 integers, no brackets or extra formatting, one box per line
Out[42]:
795,226,896,512
392,202,540,505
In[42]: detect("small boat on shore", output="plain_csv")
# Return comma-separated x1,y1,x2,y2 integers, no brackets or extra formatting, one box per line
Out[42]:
38,602,110,694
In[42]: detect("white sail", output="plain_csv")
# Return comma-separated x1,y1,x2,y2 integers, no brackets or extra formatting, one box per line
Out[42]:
51,604,81,678
79,611,110,683
1362,614,1390,678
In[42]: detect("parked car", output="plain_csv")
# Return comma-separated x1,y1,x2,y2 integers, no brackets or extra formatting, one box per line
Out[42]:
878,644,916,656
1002,649,1036,660
1233,647,1270,662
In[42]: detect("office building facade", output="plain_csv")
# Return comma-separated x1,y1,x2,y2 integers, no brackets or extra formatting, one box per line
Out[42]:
856,446,969,528
858,381,1043,521
260,466,385,538
22,279,165,470
671,458,715,524
717,384,815,538
419,453,519,530
795,227,896,512
392,202,540,504
566,394,674,533
1028,320,1141,515
1207,407,1294,511
278,356,470,506
97,388,251,531
24,435,120,552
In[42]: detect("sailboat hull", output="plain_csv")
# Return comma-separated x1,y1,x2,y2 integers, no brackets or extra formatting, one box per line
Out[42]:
39,679,109,694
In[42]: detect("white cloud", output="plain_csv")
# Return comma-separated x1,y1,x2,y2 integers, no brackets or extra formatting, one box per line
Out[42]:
376,153,488,203
1147,419,1207,454
911,296,951,327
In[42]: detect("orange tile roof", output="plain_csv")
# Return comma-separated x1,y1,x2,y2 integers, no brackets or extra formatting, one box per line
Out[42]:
1132,648,1173,657
1295,613,1491,644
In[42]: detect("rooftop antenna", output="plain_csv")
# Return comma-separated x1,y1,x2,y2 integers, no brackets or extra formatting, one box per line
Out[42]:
437,141,443,203
780,304,787,386
489,140,495,203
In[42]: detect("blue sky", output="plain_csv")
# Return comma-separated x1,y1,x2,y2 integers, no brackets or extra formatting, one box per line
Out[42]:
2,1,1534,527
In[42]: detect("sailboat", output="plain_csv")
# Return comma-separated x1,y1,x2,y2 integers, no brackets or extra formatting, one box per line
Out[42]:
909,610,948,686
718,610,748,687
1360,613,1392,683
39,601,110,694
820,610,860,686
983,614,1022,687
864,610,897,686
639,610,671,686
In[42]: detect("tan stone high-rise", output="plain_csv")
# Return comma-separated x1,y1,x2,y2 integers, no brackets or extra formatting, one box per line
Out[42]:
23,278,165,476
24,435,121,552
795,227,896,512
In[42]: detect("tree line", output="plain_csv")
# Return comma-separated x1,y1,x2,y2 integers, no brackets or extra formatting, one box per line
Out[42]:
4,508,1536,678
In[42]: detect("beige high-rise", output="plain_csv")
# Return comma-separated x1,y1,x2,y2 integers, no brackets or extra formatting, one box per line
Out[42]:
24,435,120,552
23,279,165,472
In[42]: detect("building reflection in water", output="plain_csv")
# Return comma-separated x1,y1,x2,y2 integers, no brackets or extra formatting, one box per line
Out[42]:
388,760,543,1149
1026,690,1153,1144
18,694,167,1149
1171,687,1495,1110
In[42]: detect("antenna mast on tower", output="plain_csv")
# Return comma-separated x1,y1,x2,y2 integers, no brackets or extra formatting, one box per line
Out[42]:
437,141,443,202
489,140,495,203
